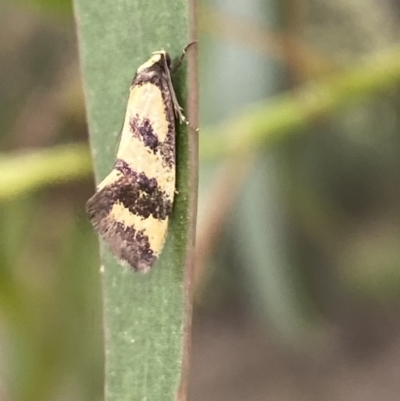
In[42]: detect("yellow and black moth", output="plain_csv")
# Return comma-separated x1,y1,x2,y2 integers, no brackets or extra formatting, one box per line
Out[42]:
86,49,189,272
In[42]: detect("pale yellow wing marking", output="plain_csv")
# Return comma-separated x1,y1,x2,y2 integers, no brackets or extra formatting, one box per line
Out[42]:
110,202,168,255
122,82,170,142
116,82,174,197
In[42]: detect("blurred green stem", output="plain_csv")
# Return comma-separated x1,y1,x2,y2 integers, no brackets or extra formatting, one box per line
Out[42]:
0,144,92,200
1,47,400,199
200,46,400,159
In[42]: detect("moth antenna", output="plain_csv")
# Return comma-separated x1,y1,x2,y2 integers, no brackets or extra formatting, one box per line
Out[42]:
168,42,198,130
171,41,197,73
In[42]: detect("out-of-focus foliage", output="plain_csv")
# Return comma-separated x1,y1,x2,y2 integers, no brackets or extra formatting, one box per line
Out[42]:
9,0,72,16
191,0,400,399
0,2,102,401
3,0,400,400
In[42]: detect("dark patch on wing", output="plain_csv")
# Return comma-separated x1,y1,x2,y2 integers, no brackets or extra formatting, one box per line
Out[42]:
155,71,176,168
90,215,157,271
114,159,132,176
130,116,160,153
116,223,157,272
87,165,172,222
85,165,170,271
159,118,175,168
129,57,176,169
129,114,175,168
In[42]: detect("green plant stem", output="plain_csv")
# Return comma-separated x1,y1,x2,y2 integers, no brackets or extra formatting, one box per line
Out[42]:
0,144,92,201
200,46,400,159
1,48,400,201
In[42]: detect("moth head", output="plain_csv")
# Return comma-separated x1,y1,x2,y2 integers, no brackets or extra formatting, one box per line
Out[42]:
136,50,171,74
152,50,171,69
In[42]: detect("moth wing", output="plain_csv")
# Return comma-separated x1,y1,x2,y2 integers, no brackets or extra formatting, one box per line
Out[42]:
86,168,171,272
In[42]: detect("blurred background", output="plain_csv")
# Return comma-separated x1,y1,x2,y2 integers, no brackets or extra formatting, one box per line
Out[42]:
2,0,400,400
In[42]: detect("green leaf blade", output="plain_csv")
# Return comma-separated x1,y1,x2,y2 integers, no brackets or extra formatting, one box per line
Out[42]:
73,0,194,400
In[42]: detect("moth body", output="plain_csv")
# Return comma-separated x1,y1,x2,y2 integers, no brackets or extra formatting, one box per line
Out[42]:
87,50,182,272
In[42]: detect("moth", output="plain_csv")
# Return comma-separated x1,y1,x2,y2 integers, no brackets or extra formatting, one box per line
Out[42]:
86,46,192,272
